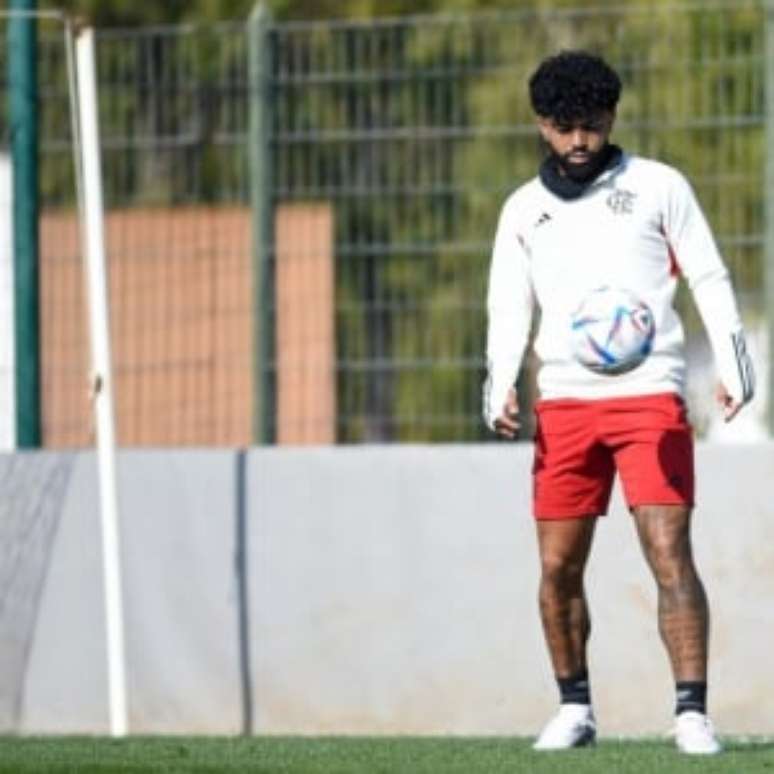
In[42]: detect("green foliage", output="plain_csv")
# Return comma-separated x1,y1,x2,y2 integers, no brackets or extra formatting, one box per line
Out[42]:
34,1,767,441
302,4,765,440
46,0,254,26
44,0,556,26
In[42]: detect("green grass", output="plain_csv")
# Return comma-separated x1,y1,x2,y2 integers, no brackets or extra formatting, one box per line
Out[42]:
0,736,773,773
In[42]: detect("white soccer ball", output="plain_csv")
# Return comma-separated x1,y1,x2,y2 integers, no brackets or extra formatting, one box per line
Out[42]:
570,286,655,375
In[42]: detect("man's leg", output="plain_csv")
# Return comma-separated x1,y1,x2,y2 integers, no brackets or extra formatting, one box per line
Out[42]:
531,399,613,749
536,517,597,678
630,505,708,681
631,504,720,754
532,516,598,750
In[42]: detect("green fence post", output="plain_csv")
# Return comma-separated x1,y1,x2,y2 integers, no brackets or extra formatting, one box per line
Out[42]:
766,0,774,435
8,0,41,448
248,1,274,445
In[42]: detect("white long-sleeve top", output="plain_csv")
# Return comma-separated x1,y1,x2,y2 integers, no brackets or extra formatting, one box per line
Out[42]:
483,153,755,430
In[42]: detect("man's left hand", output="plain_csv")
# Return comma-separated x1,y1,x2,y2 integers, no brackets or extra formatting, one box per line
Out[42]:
716,382,743,422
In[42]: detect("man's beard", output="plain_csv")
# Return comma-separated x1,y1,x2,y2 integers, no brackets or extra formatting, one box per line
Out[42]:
555,145,610,183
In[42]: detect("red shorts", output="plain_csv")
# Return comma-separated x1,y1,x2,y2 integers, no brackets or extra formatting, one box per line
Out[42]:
533,392,694,519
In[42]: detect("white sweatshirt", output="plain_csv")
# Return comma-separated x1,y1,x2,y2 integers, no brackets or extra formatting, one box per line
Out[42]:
483,153,755,429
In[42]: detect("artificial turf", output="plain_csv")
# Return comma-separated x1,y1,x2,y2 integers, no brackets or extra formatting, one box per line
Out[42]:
0,736,773,773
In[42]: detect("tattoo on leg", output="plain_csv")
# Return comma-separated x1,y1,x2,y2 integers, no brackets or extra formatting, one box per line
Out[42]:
536,519,596,681
539,573,590,677
634,506,709,682
657,564,709,681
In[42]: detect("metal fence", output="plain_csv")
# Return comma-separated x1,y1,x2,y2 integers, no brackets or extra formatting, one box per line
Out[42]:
25,2,772,444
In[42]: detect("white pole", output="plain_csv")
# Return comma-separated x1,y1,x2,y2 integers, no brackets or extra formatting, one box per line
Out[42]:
75,27,128,737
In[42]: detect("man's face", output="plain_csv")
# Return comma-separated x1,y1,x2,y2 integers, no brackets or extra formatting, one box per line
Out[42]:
537,111,616,179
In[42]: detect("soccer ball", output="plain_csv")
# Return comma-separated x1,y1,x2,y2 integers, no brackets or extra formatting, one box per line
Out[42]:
570,286,655,375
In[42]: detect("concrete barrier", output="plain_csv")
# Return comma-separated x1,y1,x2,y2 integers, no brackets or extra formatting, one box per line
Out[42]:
12,444,774,735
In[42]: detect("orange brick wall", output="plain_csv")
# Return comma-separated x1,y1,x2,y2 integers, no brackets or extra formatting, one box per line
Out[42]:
40,206,253,447
275,204,336,444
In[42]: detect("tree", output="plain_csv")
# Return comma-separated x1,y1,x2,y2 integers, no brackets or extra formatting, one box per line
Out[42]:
49,0,547,26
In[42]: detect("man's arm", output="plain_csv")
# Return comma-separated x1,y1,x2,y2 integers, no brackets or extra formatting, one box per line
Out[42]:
483,200,534,433
663,170,755,420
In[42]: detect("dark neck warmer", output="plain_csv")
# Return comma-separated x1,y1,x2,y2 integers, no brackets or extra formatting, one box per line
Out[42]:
539,144,623,201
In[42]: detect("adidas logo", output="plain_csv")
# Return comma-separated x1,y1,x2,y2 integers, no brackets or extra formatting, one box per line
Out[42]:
535,212,552,227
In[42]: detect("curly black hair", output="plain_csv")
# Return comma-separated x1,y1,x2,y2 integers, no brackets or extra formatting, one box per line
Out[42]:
528,51,621,122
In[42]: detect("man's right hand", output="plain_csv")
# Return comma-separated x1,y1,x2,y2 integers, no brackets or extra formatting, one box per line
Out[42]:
493,387,520,439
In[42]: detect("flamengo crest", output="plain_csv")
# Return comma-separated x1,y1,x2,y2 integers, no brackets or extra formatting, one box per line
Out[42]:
606,188,637,214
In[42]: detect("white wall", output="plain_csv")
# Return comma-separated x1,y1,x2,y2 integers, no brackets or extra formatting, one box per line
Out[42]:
15,444,774,736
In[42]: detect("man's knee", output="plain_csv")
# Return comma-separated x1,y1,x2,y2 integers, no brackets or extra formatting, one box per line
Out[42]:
540,550,586,589
633,504,695,587
644,536,693,589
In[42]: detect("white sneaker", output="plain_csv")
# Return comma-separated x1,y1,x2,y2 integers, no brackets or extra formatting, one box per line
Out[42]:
674,711,722,755
533,704,596,750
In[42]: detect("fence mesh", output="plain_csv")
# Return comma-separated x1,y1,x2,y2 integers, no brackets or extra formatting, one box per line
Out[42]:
23,3,770,444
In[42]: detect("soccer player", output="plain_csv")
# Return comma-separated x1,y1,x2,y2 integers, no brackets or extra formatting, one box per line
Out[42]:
483,51,755,755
